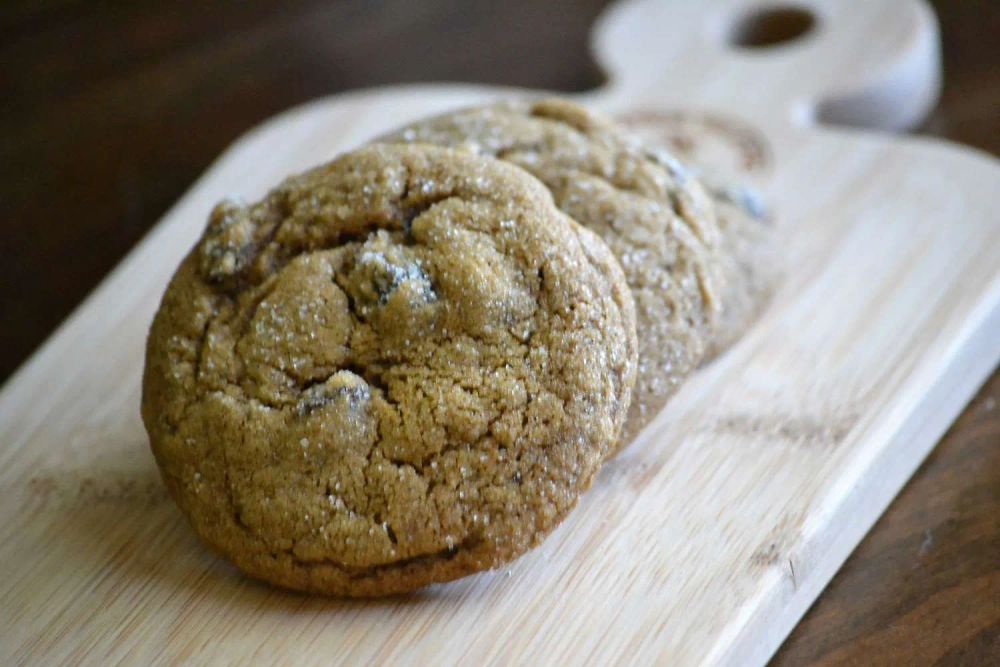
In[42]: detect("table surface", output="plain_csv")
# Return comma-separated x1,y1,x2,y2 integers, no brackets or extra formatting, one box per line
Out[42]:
1,1,997,664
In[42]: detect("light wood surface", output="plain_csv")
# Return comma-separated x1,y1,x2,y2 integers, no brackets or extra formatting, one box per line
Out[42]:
1,1,998,665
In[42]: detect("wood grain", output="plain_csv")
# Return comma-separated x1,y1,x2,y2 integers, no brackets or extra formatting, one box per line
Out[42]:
774,2,1000,663
773,373,1000,665
1,1,998,664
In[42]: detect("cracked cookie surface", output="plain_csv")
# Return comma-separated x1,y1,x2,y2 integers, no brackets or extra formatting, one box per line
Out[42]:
379,99,726,443
141,143,637,596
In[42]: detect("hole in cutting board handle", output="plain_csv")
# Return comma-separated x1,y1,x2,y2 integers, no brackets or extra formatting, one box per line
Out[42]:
729,5,817,48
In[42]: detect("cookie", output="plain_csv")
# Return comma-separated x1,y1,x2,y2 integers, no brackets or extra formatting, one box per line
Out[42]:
613,110,779,360
380,99,725,442
701,181,778,358
141,143,637,596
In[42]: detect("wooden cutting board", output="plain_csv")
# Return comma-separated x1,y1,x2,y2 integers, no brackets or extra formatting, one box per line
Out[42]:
2,0,998,664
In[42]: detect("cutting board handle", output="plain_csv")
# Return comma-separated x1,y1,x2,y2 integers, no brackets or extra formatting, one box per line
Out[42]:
591,0,941,131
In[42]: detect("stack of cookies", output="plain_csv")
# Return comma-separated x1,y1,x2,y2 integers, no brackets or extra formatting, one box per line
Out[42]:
141,99,774,596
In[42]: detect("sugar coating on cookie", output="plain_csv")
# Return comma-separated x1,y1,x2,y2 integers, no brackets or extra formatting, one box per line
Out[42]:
142,143,637,596
380,98,724,443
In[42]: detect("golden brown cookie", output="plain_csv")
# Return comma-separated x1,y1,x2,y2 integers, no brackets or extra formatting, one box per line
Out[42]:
379,98,725,443
701,180,778,358
141,143,637,596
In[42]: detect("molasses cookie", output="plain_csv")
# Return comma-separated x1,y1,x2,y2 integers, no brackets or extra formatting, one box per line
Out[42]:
701,181,777,358
142,143,637,596
380,99,724,442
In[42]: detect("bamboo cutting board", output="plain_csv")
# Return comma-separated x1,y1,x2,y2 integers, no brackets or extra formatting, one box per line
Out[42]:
2,0,999,664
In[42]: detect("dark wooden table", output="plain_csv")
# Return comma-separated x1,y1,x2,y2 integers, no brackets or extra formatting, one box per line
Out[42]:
2,1,997,663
